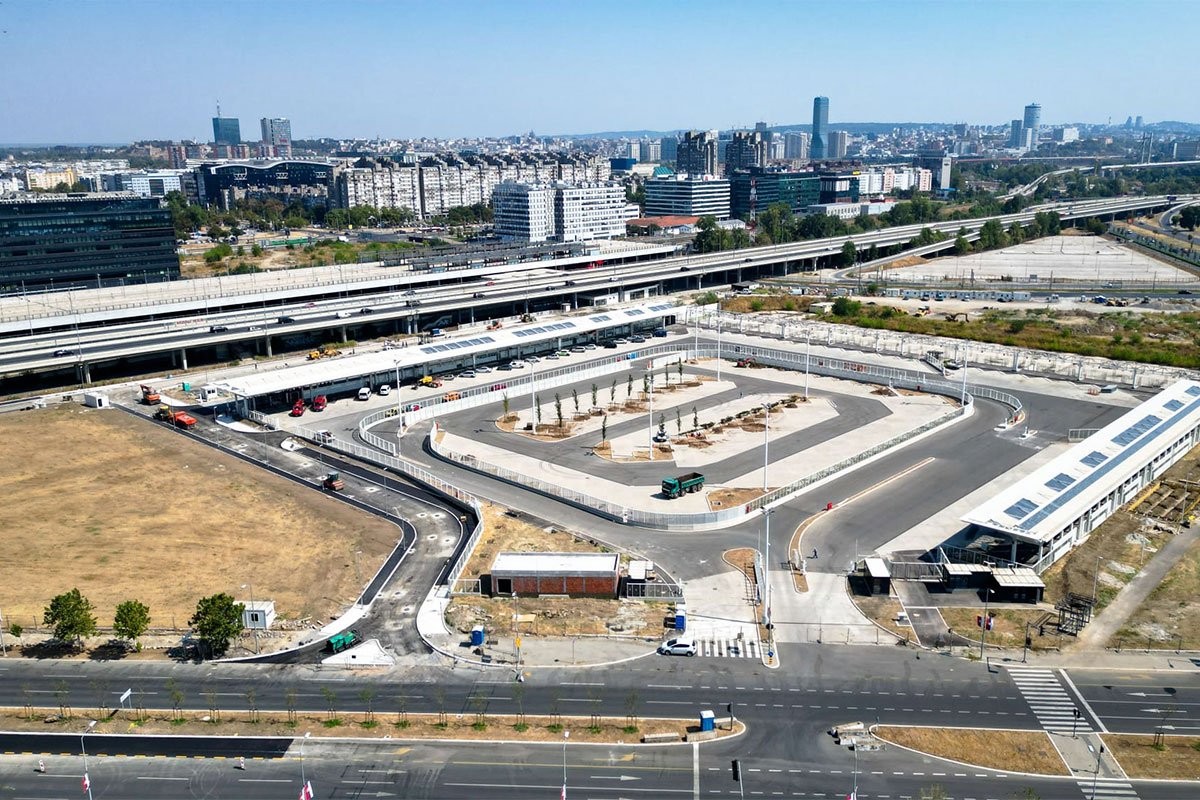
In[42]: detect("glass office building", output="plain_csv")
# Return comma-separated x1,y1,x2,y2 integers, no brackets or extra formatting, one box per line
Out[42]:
0,194,179,292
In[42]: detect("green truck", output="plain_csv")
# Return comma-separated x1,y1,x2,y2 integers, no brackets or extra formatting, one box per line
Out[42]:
326,630,360,653
662,472,705,499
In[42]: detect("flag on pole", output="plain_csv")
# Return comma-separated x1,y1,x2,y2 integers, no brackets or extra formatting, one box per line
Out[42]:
82,773,90,794
561,784,567,800
846,792,856,800
299,780,314,800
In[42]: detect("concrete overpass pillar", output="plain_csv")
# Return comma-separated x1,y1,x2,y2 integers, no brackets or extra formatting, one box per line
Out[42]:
264,337,273,357
340,326,348,342
1012,351,1021,373
178,349,188,370
1132,367,1140,390
77,361,91,384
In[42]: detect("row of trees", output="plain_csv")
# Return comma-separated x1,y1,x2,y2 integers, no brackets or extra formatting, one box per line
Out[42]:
34,588,245,658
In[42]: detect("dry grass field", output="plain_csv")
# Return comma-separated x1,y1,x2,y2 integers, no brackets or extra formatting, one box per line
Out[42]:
0,405,400,631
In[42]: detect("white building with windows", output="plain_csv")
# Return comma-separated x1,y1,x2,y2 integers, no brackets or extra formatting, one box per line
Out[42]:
337,159,422,215
492,181,556,242
555,182,625,242
644,176,730,219
963,381,1200,571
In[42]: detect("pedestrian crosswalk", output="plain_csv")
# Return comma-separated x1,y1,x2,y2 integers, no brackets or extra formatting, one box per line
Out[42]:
1075,777,1140,799
697,636,759,659
1007,666,1093,736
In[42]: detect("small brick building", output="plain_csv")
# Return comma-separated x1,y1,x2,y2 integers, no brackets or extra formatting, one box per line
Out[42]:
488,552,620,598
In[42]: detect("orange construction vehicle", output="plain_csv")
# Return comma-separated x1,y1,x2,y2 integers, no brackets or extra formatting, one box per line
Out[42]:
322,472,345,491
140,384,161,404
154,405,197,428
486,321,503,331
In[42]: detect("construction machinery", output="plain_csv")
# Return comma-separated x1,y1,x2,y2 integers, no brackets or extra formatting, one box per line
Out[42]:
326,629,359,653
416,375,443,389
735,357,757,368
140,384,161,405
154,405,197,428
306,347,343,361
519,313,534,323
322,472,345,492
486,321,503,331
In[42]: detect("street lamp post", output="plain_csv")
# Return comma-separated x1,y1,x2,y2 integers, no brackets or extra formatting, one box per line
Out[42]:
647,370,654,461
1091,555,1104,604
804,329,811,400
562,730,570,798
81,719,96,800
1090,743,1106,800
979,588,993,660
530,358,539,436
300,731,311,796
240,583,259,655
762,507,773,629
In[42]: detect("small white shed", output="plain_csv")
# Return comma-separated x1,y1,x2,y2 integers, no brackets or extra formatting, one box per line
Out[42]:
240,600,276,630
82,392,110,409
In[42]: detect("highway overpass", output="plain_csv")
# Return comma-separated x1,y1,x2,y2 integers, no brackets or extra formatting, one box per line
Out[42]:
0,193,1185,387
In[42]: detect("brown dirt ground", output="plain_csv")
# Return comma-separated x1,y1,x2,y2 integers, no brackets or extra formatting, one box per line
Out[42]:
0,405,399,631
875,726,1068,776
1102,733,1200,780
708,487,769,511
719,295,812,314
3,706,731,745
850,595,911,642
938,607,1057,651
1113,530,1200,649
446,504,661,638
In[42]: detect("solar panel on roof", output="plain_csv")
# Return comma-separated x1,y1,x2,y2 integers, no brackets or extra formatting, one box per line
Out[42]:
1004,498,1039,519
1112,414,1162,446
1080,451,1107,467
625,310,644,316
1045,473,1075,491
1165,399,1184,412
590,315,611,322
1188,386,1200,397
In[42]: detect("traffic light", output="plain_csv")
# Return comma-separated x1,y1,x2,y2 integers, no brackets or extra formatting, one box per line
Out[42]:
731,759,741,782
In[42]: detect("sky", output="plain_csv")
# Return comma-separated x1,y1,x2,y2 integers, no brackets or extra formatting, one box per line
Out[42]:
0,0,1196,144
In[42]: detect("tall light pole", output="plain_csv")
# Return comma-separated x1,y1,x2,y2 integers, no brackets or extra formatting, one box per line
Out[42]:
762,507,773,628
240,583,259,654
530,359,539,436
300,731,311,795
562,729,570,799
647,370,654,461
81,719,96,800
716,317,723,381
979,587,993,660
1091,555,1104,603
762,403,770,491
1090,743,1106,800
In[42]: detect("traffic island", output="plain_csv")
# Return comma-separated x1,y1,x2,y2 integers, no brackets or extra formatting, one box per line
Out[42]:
873,725,1069,776
1101,733,1200,780
0,707,743,746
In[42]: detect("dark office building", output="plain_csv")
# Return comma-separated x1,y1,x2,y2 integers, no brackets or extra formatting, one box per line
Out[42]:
212,116,242,146
195,159,335,209
676,130,719,177
724,131,769,176
730,169,821,218
818,173,860,204
0,194,179,291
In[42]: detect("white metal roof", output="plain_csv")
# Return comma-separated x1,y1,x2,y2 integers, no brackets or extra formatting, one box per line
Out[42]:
989,567,1045,589
864,557,890,579
963,380,1200,545
491,551,620,577
215,300,678,398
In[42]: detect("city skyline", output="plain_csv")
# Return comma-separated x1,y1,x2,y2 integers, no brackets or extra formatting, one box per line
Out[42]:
0,0,1196,144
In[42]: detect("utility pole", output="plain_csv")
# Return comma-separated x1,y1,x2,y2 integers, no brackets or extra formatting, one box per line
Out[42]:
979,588,993,660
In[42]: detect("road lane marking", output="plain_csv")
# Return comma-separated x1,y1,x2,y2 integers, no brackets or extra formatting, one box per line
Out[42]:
1059,668,1109,733
693,742,699,800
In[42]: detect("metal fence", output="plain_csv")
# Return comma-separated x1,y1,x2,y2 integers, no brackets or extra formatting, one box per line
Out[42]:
686,306,1196,391
624,582,684,599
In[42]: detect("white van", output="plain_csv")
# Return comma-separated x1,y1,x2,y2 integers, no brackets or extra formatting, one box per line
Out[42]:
356,387,372,401
378,384,391,396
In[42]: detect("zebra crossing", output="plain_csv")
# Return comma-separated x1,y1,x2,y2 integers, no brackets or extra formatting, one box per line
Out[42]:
1007,666,1093,735
697,636,759,659
1075,777,1140,799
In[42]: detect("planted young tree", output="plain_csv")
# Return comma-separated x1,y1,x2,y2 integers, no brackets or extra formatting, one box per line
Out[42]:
677,359,684,384
395,693,410,727
113,599,150,650
554,393,563,429
204,684,221,722
502,394,510,417
433,686,448,726
572,388,580,416
535,402,543,426
8,623,23,645
321,686,338,722
43,588,98,648
189,593,244,659
359,687,377,725
54,679,71,717
642,373,649,396
245,687,259,723
675,408,682,433
513,682,528,729
166,677,184,721
600,414,608,443
626,374,633,400
624,690,641,732
590,383,598,408
284,688,298,725
692,405,699,430
610,378,617,404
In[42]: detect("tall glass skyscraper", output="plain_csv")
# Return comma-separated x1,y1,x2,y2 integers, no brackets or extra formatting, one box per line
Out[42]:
811,96,829,160
212,116,241,146
1022,103,1041,151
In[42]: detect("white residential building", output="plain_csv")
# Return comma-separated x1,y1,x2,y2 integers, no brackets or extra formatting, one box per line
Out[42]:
493,182,556,242
555,183,626,242
337,160,422,214
644,176,730,219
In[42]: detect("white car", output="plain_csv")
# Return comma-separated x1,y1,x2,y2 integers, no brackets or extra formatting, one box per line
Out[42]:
335,311,352,319
356,387,372,401
510,360,528,369
657,637,697,657
377,384,391,396
474,365,493,373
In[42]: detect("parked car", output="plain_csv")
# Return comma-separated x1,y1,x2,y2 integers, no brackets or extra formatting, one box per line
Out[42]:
570,346,586,353
378,384,391,396
526,355,540,363
630,335,646,343
657,637,697,657
209,325,229,333
474,365,493,373
356,387,372,401
603,341,618,349
652,328,668,338
460,370,477,379
510,359,529,369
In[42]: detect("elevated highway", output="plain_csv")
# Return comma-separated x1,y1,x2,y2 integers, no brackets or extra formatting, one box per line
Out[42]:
1,194,1185,385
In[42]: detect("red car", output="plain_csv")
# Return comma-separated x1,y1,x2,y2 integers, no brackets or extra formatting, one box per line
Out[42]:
311,395,328,412
289,400,305,417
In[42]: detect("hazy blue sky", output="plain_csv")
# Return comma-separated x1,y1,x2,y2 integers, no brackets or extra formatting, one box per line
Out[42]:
1,0,1195,143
